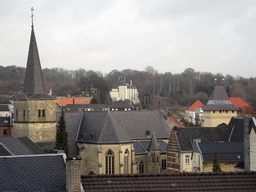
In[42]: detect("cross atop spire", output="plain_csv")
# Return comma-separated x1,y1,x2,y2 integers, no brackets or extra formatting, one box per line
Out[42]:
31,7,34,28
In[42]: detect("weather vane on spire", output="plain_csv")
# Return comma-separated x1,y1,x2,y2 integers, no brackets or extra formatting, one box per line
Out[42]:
31,7,34,28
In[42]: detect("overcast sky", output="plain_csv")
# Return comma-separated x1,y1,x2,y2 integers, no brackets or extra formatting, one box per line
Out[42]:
1,0,256,78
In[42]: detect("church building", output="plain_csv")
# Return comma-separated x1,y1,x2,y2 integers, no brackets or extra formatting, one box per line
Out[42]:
13,21,57,142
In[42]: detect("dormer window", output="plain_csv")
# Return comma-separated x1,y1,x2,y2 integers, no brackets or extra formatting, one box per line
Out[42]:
146,130,150,136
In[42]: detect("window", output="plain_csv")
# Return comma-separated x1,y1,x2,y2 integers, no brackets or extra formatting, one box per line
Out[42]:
42,109,45,117
232,110,234,113
3,129,7,135
185,155,190,164
38,110,41,117
106,150,114,174
139,161,144,174
162,159,166,169
213,110,215,113
219,110,222,113
59,98,62,101
23,110,25,117
124,149,129,174
226,110,228,113
76,99,78,101
157,156,159,163
81,99,83,101
78,108,82,112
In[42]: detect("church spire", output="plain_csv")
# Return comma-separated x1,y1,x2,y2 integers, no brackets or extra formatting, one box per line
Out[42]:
23,8,46,95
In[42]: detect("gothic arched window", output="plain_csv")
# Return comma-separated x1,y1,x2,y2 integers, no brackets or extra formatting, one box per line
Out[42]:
124,149,129,174
139,161,144,174
106,150,114,174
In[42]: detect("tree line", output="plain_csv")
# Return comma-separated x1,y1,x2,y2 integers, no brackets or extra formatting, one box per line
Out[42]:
1,65,256,108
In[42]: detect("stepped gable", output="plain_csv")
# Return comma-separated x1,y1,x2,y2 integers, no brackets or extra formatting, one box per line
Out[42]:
203,86,237,111
187,100,204,111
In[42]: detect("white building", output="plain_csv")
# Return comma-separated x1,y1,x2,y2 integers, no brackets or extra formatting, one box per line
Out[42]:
110,80,139,104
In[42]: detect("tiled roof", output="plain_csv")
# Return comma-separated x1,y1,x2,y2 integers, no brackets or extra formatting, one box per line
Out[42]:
187,100,204,111
23,28,46,96
0,154,66,191
0,135,34,155
230,97,253,114
198,141,244,162
203,86,238,111
81,172,256,191
170,116,184,127
17,136,44,154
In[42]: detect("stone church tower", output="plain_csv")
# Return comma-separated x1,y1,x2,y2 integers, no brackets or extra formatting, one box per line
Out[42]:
13,23,56,142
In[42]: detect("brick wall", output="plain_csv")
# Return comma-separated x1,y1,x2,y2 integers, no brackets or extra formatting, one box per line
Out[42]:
0,127,13,137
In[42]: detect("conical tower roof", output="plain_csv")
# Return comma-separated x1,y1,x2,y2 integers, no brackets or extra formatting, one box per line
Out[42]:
23,28,45,95
148,132,160,151
202,86,237,111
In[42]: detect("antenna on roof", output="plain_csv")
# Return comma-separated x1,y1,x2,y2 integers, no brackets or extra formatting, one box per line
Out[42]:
31,7,34,28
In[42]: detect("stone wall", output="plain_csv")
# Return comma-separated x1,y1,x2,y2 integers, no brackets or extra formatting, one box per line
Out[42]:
203,110,237,127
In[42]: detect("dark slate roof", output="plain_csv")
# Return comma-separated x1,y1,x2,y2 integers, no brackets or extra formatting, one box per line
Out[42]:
18,136,44,154
0,117,11,127
23,28,46,96
36,141,56,151
198,141,244,162
0,154,66,191
0,135,34,155
133,140,167,155
110,111,171,139
0,143,11,156
64,104,109,111
148,132,160,150
78,112,131,144
81,172,256,191
202,86,238,111
226,117,245,142
176,127,232,151
0,104,9,111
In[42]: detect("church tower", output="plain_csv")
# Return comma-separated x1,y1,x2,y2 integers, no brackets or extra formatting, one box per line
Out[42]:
13,9,56,142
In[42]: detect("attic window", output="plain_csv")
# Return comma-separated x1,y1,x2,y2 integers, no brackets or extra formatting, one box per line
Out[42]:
59,98,62,101
90,133,94,139
146,131,150,136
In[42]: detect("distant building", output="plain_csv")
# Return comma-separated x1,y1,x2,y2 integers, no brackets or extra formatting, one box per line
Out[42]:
110,80,139,104
0,117,13,137
185,100,204,126
202,86,238,127
56,97,92,106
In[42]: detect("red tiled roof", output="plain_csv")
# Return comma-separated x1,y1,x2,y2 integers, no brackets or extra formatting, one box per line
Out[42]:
81,172,256,191
170,117,185,128
230,97,254,114
187,100,204,111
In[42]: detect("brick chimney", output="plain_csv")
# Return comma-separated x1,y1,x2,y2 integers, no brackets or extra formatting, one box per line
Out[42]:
66,158,82,192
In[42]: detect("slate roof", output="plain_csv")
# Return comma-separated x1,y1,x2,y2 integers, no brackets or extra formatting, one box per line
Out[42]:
0,135,34,155
176,127,232,151
17,136,44,154
225,117,245,142
198,141,244,162
0,117,11,127
23,28,46,96
148,132,160,150
81,172,256,191
110,111,171,139
187,100,204,111
64,104,109,111
202,86,238,111
133,140,167,155
78,112,132,144
0,105,9,111
0,143,11,156
0,154,66,192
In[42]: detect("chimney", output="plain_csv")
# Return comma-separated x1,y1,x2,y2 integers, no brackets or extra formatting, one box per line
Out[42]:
66,158,82,192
